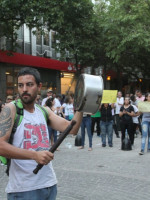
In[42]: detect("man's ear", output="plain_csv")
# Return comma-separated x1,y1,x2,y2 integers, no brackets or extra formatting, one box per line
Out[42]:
38,82,42,91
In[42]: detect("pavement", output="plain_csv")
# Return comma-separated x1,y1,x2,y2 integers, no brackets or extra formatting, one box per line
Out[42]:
1,131,150,200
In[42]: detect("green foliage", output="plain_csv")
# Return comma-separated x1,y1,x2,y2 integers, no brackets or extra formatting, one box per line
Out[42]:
95,0,150,79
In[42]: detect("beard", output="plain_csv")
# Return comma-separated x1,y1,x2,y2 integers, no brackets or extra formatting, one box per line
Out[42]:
19,92,37,105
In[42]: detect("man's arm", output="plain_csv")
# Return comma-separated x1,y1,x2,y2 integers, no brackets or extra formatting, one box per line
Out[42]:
0,104,15,141
0,104,53,165
45,106,83,135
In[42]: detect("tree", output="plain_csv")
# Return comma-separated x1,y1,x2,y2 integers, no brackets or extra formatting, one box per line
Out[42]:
96,0,150,81
0,0,104,74
54,1,100,71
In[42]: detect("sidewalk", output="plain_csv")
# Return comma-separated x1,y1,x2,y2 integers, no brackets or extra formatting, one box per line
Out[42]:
1,132,150,200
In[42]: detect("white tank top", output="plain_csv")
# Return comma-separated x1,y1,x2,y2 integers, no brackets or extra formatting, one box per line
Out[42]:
6,104,57,193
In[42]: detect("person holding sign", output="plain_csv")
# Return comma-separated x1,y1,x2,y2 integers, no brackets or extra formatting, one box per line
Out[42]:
139,93,150,155
100,103,115,147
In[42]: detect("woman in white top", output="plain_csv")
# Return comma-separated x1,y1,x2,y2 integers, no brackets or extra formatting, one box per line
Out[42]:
115,91,124,132
61,95,74,121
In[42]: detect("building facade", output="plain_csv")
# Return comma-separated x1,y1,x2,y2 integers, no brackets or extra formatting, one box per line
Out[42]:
0,25,76,102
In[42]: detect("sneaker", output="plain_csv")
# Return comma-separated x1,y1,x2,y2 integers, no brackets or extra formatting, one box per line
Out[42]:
139,150,144,155
102,144,106,147
109,144,113,147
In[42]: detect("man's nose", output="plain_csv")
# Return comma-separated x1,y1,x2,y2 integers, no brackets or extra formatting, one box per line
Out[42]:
23,85,27,92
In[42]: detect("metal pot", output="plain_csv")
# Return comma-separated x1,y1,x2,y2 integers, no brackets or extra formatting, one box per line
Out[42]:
74,74,104,114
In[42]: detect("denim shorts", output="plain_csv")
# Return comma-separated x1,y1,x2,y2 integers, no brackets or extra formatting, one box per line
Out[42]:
7,184,57,200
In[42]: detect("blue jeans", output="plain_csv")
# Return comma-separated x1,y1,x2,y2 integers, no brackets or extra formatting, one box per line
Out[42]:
7,184,57,200
81,116,92,148
141,121,150,151
48,126,57,143
100,120,113,146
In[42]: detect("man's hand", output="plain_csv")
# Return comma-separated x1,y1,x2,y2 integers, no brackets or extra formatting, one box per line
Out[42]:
34,151,54,165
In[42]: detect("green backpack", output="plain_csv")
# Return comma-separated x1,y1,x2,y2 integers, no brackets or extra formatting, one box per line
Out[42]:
0,99,49,176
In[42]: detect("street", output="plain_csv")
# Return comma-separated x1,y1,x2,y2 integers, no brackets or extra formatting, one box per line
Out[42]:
0,131,150,200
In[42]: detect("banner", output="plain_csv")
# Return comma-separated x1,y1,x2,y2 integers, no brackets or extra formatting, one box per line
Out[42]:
101,90,117,103
138,101,150,112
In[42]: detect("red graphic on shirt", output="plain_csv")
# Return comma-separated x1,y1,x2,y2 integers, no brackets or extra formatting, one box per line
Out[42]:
23,123,49,151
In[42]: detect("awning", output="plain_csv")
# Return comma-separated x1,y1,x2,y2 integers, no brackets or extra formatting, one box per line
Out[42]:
0,50,76,72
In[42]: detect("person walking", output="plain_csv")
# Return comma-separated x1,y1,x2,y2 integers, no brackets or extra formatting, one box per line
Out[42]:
139,92,150,155
100,103,114,147
0,67,83,200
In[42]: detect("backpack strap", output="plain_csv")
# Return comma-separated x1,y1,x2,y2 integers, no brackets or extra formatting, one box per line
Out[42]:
36,104,49,123
6,99,24,176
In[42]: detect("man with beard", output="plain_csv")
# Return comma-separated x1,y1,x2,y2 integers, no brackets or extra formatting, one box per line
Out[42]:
0,67,83,200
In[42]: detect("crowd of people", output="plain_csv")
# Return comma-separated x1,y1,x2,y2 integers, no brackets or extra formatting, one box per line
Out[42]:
1,88,150,156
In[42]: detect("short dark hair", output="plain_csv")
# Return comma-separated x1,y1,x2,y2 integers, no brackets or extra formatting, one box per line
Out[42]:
136,90,142,94
45,97,54,108
17,67,41,85
130,95,136,102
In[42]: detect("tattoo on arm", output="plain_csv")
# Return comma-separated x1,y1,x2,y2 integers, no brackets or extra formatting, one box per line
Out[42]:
0,107,12,137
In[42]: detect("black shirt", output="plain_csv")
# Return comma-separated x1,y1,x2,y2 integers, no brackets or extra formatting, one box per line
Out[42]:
120,105,134,123
101,104,113,122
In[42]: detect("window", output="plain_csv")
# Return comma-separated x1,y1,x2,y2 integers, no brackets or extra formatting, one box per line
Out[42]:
43,29,49,46
5,66,21,95
51,31,56,48
16,26,23,40
24,24,30,43
36,30,42,45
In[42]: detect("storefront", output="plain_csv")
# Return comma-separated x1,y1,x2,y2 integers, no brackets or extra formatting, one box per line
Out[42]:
0,50,76,101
